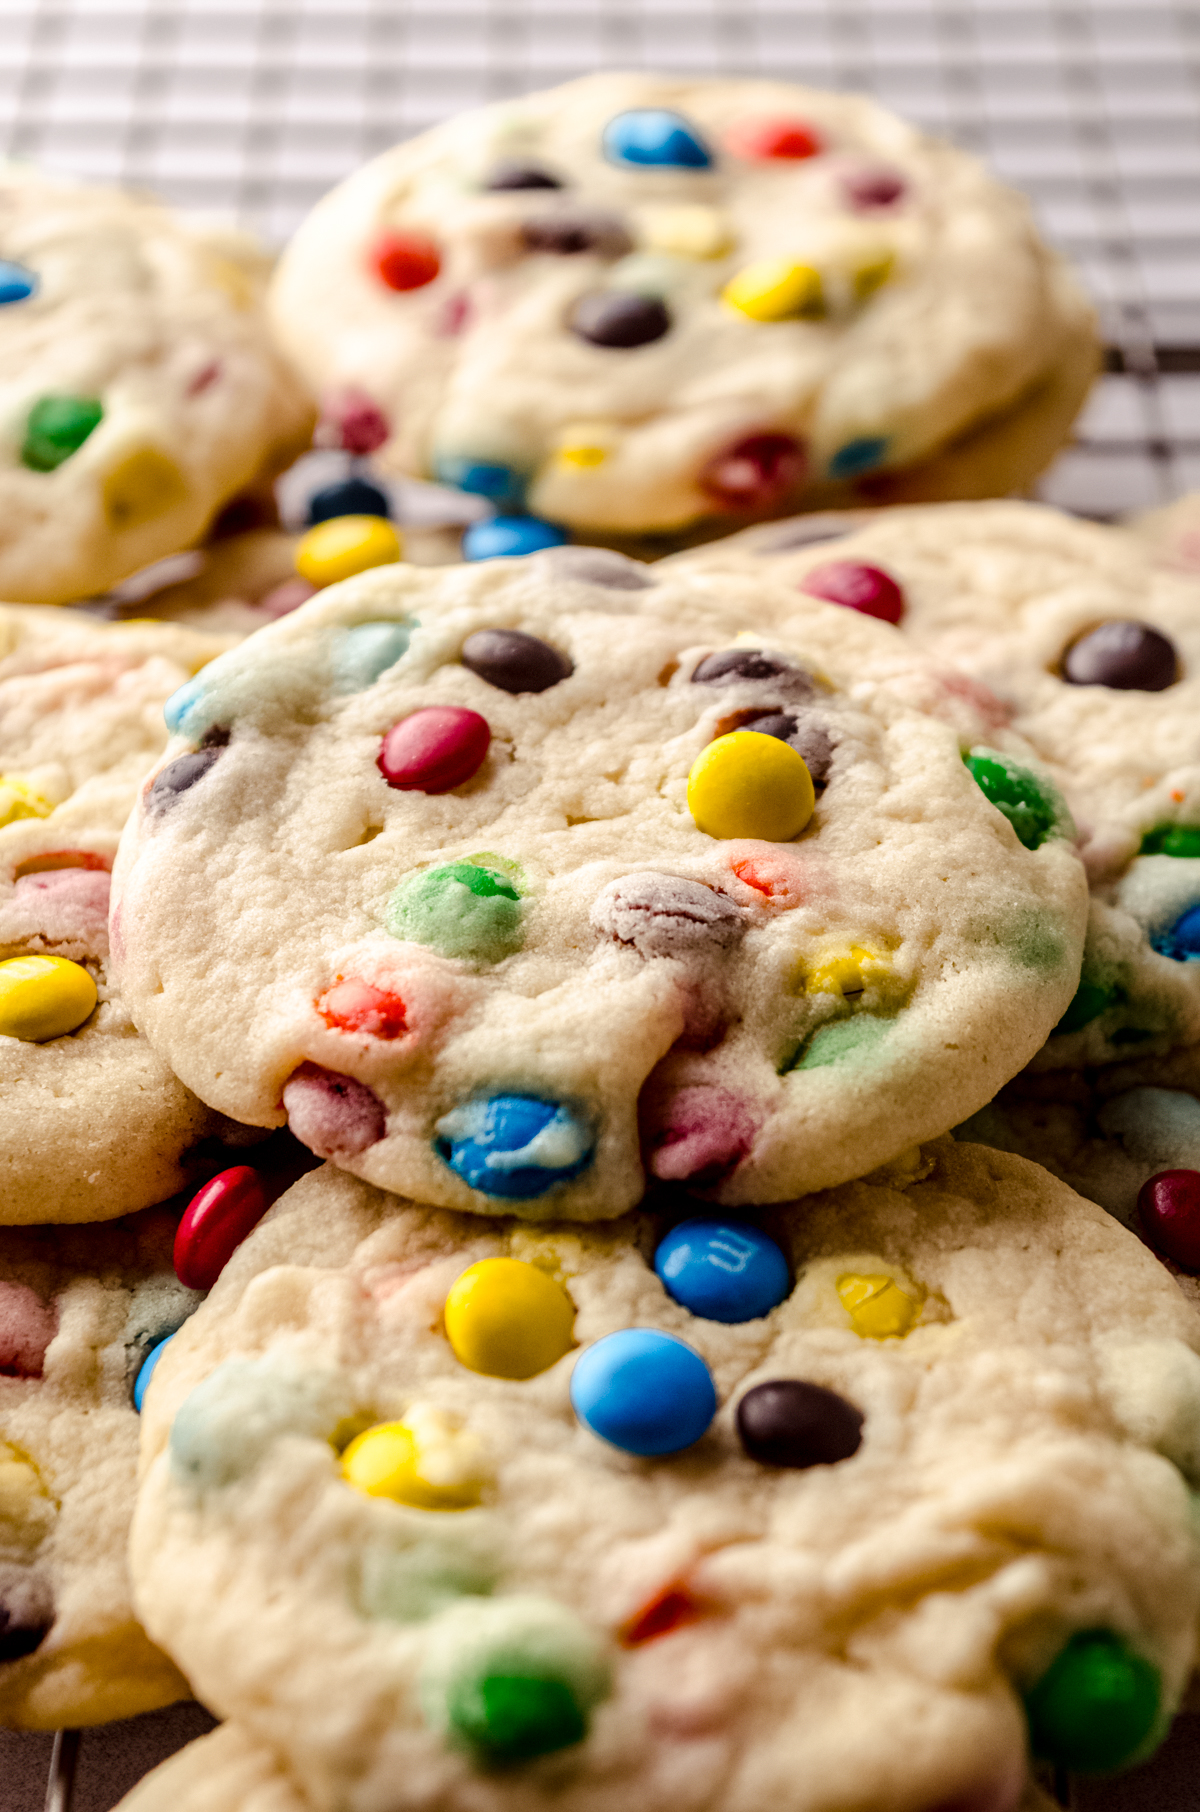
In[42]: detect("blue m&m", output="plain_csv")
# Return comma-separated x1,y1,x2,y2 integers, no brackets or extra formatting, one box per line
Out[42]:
570,1328,716,1456
0,261,37,305
306,476,391,525
133,1333,175,1412
603,110,713,171
463,517,569,562
655,1220,789,1324
1151,905,1200,962
435,1094,593,1199
435,457,526,508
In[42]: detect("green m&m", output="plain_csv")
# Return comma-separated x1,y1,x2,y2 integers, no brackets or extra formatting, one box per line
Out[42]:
21,394,103,471
1024,1629,1161,1774
386,862,522,962
964,749,1062,852
448,1672,586,1764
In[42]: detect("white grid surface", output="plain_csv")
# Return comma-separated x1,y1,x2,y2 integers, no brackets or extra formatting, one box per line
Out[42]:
1,4,1200,1808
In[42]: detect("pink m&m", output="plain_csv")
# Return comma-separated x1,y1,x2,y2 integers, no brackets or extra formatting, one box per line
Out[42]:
700,432,806,511
1137,1169,1200,1271
174,1166,271,1292
800,560,904,625
378,706,490,794
0,1280,57,1378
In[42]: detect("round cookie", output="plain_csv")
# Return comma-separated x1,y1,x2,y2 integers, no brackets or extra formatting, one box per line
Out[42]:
0,164,314,604
0,1202,201,1727
666,499,1200,1070
129,1144,1200,1809
268,73,1097,540
109,552,1086,1215
0,606,239,1222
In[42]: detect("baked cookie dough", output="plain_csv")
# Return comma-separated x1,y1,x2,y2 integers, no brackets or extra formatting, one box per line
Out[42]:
667,499,1200,1070
268,73,1097,539
0,163,314,604
110,552,1086,1216
0,1202,200,1727
0,606,236,1222
128,1144,1200,1809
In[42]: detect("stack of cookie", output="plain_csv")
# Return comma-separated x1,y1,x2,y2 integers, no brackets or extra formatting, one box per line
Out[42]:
2,71,1199,1812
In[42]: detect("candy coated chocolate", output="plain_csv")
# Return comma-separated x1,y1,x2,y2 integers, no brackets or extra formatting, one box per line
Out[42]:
692,646,812,688
282,1066,387,1157
483,162,564,190
306,476,390,525
602,109,713,169
174,1166,272,1292
700,431,806,509
372,231,440,292
655,1220,789,1323
1061,620,1178,691
571,291,671,349
736,1378,864,1467
146,747,223,817
461,628,572,693
0,1280,57,1377
570,1327,717,1455
377,706,490,793
1137,1168,1200,1270
800,560,904,625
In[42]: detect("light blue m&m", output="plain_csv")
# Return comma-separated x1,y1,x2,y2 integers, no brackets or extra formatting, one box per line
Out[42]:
435,1094,593,1199
570,1328,717,1456
463,517,568,562
435,457,526,508
655,1220,790,1324
332,620,412,691
133,1333,175,1412
603,110,713,170
0,261,37,305
163,673,208,736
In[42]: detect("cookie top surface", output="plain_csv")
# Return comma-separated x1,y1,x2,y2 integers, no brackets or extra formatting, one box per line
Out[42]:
0,165,314,605
130,1143,1200,1809
110,552,1086,1216
0,607,232,1222
0,1203,200,1726
268,73,1094,535
667,499,1200,1068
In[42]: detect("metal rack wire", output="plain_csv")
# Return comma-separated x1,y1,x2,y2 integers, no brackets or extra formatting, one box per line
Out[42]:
0,1,1198,1807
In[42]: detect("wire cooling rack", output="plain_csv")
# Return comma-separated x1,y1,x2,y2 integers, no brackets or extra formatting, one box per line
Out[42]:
2,1,1200,1808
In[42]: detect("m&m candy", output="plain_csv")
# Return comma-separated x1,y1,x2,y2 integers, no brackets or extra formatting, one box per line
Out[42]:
462,517,568,561
443,1257,575,1379
602,109,713,170
570,1328,716,1456
837,1272,918,1339
723,259,822,323
654,1220,789,1324
295,515,402,588
340,1419,482,1510
736,1379,863,1468
306,476,390,525
799,560,904,625
1137,1169,1200,1270
377,706,490,793
435,1095,593,1199
461,628,572,694
687,730,815,842
1061,621,1177,691
1023,1630,1161,1773
133,1334,175,1413
371,231,440,292
173,1167,273,1292
0,955,96,1042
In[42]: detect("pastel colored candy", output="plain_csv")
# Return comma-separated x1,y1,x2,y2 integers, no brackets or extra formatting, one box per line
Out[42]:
294,515,402,588
173,1166,273,1292
435,1094,593,1198
1061,620,1178,691
0,1281,57,1378
462,516,569,561
799,559,904,624
332,620,412,692
1024,1630,1160,1774
655,1220,789,1323
569,1327,717,1455
590,872,744,959
0,953,97,1042
317,977,408,1038
145,746,224,817
443,1256,575,1378
736,1378,864,1467
282,1065,387,1157
386,862,522,962
645,1084,759,1182
699,431,806,508
1137,1169,1200,1271
460,627,572,694
602,108,713,169
377,706,490,793
435,457,526,507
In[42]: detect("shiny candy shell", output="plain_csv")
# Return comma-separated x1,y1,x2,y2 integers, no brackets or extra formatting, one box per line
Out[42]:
371,231,441,292
1024,1630,1161,1774
0,954,96,1042
173,1166,272,1292
460,627,572,693
602,109,713,170
294,515,402,588
736,1379,863,1468
837,1271,918,1338
726,116,822,160
435,1095,593,1199
654,1220,789,1324
699,431,806,509
1137,1169,1200,1270
0,260,37,304
723,259,822,322
570,1327,717,1456
22,395,103,472
377,706,490,793
1061,620,1178,691
688,730,815,842
800,560,904,624
133,1334,174,1413
462,516,568,561
341,1420,482,1510
444,1257,575,1379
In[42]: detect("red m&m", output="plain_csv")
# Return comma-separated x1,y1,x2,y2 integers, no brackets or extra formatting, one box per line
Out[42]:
173,1167,271,1292
726,116,822,161
378,706,491,794
318,978,408,1039
800,560,904,625
1137,1169,1200,1271
371,231,441,293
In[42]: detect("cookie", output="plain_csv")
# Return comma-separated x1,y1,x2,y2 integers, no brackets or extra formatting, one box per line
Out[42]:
109,552,1086,1216
0,164,314,604
667,499,1200,1070
0,606,239,1222
127,1144,1200,1808
267,73,1096,540
0,1202,203,1727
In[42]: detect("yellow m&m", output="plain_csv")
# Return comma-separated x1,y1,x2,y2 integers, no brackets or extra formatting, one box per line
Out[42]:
295,515,402,588
722,258,823,322
0,955,97,1042
688,731,815,843
444,1256,575,1380
0,774,53,829
837,1272,919,1340
341,1412,483,1510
